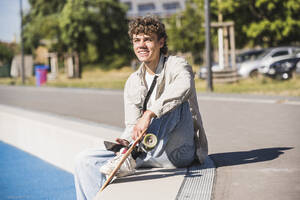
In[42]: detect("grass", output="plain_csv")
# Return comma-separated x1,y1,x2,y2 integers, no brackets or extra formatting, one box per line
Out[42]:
195,75,300,96
0,66,133,90
47,66,133,89
0,66,300,97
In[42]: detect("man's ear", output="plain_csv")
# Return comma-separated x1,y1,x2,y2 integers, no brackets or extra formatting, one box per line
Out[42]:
159,38,165,48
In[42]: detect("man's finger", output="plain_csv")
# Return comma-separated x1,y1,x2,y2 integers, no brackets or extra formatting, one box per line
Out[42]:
115,138,129,146
132,130,137,140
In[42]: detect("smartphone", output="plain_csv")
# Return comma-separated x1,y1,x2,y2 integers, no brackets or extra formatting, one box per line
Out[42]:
104,141,125,153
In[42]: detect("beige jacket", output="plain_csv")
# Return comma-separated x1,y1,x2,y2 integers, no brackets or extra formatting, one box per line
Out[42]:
120,55,208,164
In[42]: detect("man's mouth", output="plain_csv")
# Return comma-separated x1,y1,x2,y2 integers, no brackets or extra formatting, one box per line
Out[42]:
138,49,149,55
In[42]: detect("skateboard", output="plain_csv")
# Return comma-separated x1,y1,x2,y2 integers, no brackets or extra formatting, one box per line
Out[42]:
96,132,158,195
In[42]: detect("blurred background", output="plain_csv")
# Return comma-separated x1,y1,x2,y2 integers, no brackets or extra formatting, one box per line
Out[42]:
1,1,300,200
0,0,300,95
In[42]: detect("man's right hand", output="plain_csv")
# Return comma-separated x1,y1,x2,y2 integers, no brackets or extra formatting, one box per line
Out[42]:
132,110,156,140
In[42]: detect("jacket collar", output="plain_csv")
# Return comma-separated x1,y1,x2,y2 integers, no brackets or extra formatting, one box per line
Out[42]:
136,55,167,96
155,55,165,75
136,55,166,77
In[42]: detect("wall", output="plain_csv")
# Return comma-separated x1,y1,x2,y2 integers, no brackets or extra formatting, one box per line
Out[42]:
0,104,122,173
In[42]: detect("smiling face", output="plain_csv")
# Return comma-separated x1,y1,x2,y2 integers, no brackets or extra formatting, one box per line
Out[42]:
132,33,164,69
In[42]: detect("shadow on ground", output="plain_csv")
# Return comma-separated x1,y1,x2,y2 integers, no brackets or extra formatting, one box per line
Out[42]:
114,167,189,183
209,147,293,167
112,147,293,184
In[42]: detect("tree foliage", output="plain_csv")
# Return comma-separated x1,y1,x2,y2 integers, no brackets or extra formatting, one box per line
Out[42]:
23,0,300,68
167,0,300,63
166,0,205,64
23,0,131,71
0,42,16,66
23,0,66,54
213,0,300,47
59,0,131,68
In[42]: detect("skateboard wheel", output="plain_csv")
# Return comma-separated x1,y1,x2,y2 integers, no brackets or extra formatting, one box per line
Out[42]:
142,133,157,151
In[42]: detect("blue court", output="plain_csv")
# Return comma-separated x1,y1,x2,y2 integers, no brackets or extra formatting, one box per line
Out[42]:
0,141,76,200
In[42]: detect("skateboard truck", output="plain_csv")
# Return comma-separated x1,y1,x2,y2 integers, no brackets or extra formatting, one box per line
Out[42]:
141,133,157,152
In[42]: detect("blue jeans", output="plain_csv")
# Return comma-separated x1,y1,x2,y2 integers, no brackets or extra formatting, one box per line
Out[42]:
74,102,195,200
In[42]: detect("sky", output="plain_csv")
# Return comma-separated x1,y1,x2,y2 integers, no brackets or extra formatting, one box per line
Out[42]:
0,0,30,43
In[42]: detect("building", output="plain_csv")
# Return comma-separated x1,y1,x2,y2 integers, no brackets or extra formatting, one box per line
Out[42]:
120,0,186,18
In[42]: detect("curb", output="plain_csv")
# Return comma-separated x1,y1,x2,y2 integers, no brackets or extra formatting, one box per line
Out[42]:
0,104,215,199
0,104,121,173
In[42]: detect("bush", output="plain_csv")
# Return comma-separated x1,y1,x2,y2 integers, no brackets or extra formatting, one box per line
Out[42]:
0,42,15,66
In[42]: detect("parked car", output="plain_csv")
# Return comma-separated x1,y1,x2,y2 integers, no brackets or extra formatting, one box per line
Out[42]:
238,46,300,78
198,63,221,79
236,49,266,65
198,48,265,79
262,57,300,80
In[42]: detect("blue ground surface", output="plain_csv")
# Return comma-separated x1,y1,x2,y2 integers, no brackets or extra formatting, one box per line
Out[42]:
0,141,76,200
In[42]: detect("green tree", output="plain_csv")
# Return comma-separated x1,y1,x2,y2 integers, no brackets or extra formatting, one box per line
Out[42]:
23,0,132,77
212,0,300,47
0,42,16,65
23,0,67,54
166,0,205,64
167,0,300,62
59,0,131,73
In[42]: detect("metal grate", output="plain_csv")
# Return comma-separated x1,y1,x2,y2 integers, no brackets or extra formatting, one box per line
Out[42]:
176,156,215,200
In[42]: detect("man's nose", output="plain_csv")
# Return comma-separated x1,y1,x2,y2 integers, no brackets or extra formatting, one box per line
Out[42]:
137,39,146,47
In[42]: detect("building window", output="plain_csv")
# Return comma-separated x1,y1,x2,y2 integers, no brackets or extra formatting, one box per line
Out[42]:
123,2,132,11
138,3,156,12
163,2,181,10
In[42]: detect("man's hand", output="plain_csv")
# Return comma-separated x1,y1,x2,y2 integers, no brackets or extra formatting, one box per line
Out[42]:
115,138,130,147
132,110,156,140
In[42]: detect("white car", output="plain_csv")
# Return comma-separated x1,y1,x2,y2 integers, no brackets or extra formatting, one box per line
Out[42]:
238,47,300,78
198,63,223,79
198,49,265,79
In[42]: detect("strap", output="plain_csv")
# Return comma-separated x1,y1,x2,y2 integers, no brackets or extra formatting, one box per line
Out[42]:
142,56,167,112
143,75,158,112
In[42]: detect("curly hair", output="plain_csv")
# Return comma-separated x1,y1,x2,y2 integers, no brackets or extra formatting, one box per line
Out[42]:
128,16,168,55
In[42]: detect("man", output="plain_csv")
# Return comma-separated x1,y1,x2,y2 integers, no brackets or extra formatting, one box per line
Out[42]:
74,16,208,200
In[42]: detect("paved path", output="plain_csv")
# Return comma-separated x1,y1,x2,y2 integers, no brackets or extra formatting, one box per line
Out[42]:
1,85,300,200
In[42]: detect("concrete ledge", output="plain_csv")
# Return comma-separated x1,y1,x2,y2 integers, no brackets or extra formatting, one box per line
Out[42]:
97,157,215,200
0,104,215,200
0,104,122,173
97,167,188,200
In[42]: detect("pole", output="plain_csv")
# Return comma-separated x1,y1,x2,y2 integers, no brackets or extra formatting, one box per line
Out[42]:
20,0,25,84
205,0,213,91
229,25,236,69
217,0,224,69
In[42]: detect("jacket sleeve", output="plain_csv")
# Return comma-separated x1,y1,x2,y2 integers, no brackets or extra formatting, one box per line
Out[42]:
148,57,194,118
119,75,142,142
